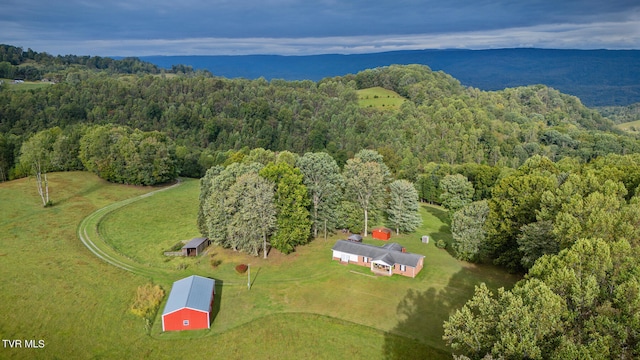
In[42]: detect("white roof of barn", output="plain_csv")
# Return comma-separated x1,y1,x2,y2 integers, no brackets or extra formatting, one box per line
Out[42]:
162,275,215,316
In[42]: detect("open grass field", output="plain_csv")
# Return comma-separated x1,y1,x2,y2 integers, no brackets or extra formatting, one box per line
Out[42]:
0,172,520,359
1,78,53,91
616,119,640,133
357,86,407,110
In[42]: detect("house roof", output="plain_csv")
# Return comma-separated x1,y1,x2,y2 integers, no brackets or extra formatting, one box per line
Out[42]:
182,237,208,249
382,242,403,252
332,240,424,267
348,234,363,241
162,275,215,316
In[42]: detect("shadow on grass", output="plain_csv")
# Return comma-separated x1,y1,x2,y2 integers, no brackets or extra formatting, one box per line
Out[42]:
56,180,107,205
383,269,480,360
250,267,262,288
211,278,223,326
423,205,450,226
423,205,458,257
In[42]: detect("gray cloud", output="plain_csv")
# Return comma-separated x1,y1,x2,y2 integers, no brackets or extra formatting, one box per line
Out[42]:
1,0,638,55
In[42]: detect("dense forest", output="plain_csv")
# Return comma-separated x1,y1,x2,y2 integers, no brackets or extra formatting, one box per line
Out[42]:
3,45,640,184
141,48,640,106
0,44,197,82
3,44,640,358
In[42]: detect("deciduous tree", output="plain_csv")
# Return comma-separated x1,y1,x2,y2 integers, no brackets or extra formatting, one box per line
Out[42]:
343,151,387,237
451,200,489,262
19,128,61,206
439,174,474,214
259,162,311,254
296,152,343,237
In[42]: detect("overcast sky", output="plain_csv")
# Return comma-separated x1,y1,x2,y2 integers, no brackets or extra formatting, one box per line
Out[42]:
2,0,639,56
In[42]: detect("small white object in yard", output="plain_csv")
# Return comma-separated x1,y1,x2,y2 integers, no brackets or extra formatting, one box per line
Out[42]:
422,235,429,244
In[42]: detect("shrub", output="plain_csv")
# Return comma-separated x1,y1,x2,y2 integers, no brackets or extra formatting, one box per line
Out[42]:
130,284,164,319
210,252,222,269
436,240,447,249
167,241,184,252
235,264,248,274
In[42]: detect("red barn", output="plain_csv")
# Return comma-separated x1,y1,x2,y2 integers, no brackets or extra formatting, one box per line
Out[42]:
162,275,216,332
372,227,392,241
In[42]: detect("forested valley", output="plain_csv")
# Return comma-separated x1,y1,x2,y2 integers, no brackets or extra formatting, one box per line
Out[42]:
3,44,640,358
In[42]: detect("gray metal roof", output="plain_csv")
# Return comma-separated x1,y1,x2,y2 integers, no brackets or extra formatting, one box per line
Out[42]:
182,237,208,249
348,234,363,241
382,243,403,252
332,240,424,267
162,275,215,316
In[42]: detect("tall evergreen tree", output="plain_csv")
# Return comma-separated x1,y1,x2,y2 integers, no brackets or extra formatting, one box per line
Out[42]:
386,179,422,234
201,162,263,247
226,172,276,258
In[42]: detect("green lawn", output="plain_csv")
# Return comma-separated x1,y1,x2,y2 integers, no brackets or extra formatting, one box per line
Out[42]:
616,119,640,133
357,86,407,110
0,172,519,359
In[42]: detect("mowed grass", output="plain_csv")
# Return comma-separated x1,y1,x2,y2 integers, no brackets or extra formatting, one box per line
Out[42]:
616,119,640,133
357,86,407,110
100,177,521,357
1,172,421,359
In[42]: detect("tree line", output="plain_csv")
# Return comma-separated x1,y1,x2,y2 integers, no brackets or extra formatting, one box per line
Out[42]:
0,44,194,81
3,62,640,184
442,153,640,359
197,149,421,257
15,125,177,206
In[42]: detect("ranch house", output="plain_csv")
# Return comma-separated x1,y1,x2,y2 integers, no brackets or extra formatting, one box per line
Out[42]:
162,275,216,332
331,240,425,278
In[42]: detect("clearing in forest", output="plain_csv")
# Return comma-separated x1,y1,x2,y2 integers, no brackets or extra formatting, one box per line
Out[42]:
357,86,407,110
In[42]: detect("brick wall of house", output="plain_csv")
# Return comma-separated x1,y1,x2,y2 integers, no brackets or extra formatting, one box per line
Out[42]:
334,252,424,278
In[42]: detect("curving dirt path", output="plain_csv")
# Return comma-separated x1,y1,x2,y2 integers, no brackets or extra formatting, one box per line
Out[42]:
77,178,339,284
77,180,182,277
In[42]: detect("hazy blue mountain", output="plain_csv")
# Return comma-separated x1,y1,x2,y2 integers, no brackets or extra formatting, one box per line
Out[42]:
140,49,640,107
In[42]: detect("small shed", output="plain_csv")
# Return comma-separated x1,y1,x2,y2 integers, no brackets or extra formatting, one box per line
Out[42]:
162,275,216,332
182,237,210,256
372,228,392,241
347,234,363,243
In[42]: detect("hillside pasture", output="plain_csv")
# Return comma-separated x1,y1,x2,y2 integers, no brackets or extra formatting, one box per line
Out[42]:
357,86,407,110
616,119,640,133
1,78,53,91
0,172,519,359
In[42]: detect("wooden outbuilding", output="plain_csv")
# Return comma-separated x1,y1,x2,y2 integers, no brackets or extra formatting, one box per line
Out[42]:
372,227,392,241
182,237,210,256
162,275,216,332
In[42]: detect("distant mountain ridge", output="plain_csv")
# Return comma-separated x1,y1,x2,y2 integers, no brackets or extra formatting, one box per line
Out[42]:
140,49,640,107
